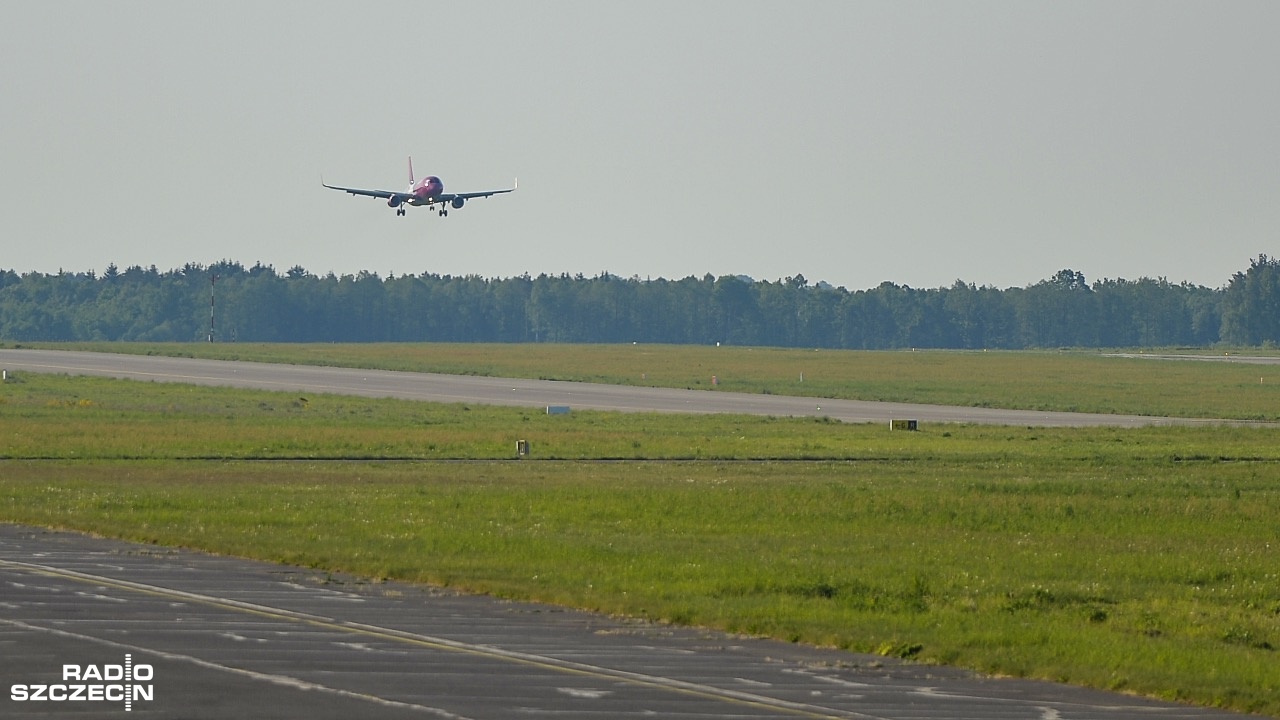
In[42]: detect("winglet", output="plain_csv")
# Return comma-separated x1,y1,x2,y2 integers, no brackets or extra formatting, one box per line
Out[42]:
408,156,415,184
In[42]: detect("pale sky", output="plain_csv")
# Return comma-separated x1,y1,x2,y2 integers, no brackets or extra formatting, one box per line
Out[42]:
3,1,1277,291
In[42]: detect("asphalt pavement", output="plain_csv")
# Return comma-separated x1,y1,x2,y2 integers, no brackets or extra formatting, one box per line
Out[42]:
0,524,1249,719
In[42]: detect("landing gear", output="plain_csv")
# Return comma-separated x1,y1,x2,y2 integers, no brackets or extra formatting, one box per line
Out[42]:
438,209,448,217
396,207,406,216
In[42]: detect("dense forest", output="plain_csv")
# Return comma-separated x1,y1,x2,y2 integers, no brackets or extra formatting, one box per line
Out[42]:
2,256,1279,348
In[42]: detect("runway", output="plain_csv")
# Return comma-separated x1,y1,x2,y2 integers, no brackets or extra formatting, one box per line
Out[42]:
0,524,1248,719
0,349,1239,427
1104,352,1280,365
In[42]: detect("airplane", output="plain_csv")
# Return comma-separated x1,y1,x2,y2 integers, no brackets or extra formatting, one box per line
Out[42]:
322,157,516,217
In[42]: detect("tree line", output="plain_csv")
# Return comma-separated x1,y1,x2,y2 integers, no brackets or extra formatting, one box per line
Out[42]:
1,256,1278,348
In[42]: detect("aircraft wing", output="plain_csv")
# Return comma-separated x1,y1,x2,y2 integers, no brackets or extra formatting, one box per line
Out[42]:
321,182,412,204
443,180,518,202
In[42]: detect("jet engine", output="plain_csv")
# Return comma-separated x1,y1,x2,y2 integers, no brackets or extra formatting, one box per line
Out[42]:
451,197,466,209
387,197,403,208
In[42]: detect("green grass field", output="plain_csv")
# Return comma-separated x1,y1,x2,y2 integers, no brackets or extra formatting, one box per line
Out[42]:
23,341,1280,420
2,350,1279,715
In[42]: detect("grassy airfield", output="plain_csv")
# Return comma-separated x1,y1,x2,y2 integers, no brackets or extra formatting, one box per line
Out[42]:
1,347,1278,715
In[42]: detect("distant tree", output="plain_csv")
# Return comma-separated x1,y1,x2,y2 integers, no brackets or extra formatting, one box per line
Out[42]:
1017,269,1098,347
1221,255,1280,345
0,259,1251,348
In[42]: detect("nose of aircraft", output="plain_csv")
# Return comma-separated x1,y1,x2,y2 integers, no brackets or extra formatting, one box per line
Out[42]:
415,176,443,197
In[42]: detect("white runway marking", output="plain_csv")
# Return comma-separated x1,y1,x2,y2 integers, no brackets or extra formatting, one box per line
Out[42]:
0,558,886,720
0,617,474,719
